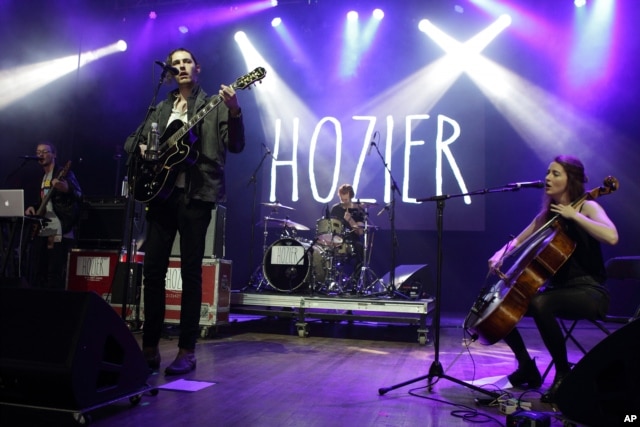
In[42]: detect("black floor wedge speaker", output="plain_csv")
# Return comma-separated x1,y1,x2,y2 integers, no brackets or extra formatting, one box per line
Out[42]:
555,319,640,427
380,264,433,299
0,288,149,410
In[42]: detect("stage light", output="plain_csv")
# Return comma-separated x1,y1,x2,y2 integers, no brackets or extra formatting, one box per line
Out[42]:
179,25,189,34
0,41,126,109
372,9,384,20
271,17,282,27
575,0,586,7
149,11,157,19
347,11,358,21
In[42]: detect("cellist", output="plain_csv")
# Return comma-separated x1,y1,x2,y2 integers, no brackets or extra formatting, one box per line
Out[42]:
487,155,618,403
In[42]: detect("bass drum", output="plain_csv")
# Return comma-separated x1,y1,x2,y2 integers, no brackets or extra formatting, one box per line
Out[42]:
263,238,328,292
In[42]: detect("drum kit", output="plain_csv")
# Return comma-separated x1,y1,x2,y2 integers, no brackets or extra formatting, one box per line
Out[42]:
249,201,381,295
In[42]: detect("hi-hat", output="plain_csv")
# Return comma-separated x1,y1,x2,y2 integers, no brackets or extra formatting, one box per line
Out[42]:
352,200,379,209
258,217,309,230
261,201,294,210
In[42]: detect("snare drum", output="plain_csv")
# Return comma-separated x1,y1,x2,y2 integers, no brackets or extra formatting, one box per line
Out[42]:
315,218,343,246
263,238,328,292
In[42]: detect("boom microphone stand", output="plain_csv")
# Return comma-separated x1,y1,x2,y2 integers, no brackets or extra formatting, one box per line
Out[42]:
379,182,540,397
378,183,543,397
116,65,170,324
245,143,274,289
368,140,406,299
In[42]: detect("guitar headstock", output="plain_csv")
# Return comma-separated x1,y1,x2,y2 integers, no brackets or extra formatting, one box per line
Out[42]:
233,67,267,90
59,161,72,178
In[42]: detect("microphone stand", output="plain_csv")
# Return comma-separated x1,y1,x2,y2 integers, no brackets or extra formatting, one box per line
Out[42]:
116,68,168,325
3,158,32,186
246,145,273,289
368,142,406,299
378,183,541,398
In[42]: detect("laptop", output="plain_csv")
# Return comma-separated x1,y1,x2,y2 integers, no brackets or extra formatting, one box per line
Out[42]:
0,189,25,217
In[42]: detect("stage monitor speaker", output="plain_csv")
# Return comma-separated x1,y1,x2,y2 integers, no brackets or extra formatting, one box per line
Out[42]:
555,319,640,426
0,288,149,410
380,264,433,299
171,204,226,259
77,197,146,250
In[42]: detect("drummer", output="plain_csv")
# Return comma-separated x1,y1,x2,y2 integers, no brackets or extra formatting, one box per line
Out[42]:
329,184,365,283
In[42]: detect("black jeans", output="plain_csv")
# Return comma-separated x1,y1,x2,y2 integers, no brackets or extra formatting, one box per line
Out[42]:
142,189,213,350
504,283,609,374
28,236,75,289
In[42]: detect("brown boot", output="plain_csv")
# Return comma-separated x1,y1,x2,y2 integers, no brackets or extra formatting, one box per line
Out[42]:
165,348,196,376
143,346,161,372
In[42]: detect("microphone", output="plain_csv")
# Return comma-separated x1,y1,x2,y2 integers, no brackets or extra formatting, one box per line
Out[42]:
367,131,378,156
155,60,179,76
18,155,40,160
507,180,545,189
377,204,389,216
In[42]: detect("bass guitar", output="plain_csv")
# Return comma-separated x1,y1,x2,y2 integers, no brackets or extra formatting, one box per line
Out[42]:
463,176,619,345
31,160,72,239
134,66,267,203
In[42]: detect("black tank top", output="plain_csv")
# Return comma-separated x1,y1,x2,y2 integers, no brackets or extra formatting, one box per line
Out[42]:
550,218,606,287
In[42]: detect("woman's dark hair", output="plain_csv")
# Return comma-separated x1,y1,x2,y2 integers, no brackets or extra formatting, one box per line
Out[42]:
538,155,588,222
554,154,587,202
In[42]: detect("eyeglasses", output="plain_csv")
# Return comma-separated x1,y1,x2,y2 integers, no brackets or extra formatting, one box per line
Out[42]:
35,150,51,155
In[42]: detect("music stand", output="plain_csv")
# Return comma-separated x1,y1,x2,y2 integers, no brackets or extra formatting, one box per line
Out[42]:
379,184,534,398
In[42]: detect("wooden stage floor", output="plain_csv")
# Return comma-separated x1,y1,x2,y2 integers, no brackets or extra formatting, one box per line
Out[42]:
3,304,633,427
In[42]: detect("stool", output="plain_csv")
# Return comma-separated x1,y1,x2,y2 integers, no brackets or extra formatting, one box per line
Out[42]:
541,256,640,381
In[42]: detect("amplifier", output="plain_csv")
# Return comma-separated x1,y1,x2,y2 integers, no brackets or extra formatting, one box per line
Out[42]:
77,196,146,250
171,204,226,259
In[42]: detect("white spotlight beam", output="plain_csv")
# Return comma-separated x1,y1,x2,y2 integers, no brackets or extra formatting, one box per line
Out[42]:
0,41,126,110
234,31,339,203
0,55,80,109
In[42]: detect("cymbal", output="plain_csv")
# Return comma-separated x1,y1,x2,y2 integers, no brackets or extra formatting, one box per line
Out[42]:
258,217,310,231
261,201,295,210
352,201,379,209
353,224,379,230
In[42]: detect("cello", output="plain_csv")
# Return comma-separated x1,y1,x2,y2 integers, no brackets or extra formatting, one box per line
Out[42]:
463,176,619,345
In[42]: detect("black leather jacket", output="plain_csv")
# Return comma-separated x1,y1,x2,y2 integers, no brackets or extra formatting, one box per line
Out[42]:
33,165,83,235
124,84,245,204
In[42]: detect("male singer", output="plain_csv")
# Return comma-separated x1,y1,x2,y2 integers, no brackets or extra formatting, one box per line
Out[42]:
124,48,245,375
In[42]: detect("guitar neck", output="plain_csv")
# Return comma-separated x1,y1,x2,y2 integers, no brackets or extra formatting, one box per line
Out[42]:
163,90,233,150
35,161,72,217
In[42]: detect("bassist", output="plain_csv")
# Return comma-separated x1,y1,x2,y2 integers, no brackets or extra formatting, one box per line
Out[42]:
24,142,82,289
487,155,618,403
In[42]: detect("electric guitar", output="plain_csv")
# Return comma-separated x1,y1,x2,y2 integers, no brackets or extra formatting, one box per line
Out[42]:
31,160,72,239
134,66,267,203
